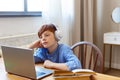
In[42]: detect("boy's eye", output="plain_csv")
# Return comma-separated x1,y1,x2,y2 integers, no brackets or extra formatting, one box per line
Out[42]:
45,34,50,36
39,34,50,39
39,36,42,39
45,34,49,36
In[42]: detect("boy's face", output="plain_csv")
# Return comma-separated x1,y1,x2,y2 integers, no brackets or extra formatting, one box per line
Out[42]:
39,30,57,48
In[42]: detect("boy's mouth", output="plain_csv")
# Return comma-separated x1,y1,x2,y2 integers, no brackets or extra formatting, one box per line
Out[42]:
42,42,48,45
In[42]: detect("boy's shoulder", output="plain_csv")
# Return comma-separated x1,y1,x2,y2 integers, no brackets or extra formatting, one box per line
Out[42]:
58,43,71,50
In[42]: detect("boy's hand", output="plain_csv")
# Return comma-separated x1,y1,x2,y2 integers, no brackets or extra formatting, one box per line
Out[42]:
28,40,43,49
43,60,54,69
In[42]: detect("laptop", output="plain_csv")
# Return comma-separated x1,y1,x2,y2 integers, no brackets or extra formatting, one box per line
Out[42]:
1,45,53,80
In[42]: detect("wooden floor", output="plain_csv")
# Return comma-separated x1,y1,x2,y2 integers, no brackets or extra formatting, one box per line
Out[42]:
104,68,120,77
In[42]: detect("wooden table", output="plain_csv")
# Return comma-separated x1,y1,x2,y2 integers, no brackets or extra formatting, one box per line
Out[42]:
0,58,120,80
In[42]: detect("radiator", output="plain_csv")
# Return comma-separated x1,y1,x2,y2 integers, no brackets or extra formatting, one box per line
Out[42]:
0,33,38,46
0,33,38,56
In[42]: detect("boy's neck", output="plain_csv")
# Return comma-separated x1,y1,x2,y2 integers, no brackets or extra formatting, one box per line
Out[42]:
48,43,58,53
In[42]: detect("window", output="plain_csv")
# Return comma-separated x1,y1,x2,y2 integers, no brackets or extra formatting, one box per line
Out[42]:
0,0,42,17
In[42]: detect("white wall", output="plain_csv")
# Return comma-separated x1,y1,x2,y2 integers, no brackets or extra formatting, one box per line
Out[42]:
0,17,42,37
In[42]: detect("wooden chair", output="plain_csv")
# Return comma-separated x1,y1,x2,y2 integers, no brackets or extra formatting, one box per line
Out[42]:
71,41,103,73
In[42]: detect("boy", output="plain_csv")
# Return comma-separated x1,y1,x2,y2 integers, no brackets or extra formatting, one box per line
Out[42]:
29,24,81,71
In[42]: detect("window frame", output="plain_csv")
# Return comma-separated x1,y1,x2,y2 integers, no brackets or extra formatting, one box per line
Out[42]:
0,0,42,17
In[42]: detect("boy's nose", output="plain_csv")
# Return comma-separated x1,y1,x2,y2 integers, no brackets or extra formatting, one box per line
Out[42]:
42,37,46,41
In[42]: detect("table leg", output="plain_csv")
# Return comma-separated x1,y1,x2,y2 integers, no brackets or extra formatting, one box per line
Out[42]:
103,44,105,73
109,45,112,69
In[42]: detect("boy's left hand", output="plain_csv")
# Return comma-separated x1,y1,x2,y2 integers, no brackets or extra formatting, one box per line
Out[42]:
43,60,54,69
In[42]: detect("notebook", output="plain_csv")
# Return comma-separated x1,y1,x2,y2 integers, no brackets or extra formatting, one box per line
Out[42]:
1,45,53,80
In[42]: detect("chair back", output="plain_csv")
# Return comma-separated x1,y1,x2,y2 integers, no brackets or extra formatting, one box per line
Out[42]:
71,41,103,73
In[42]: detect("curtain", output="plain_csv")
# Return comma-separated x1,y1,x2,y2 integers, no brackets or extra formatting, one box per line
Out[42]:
69,0,94,45
80,0,94,43
72,0,94,44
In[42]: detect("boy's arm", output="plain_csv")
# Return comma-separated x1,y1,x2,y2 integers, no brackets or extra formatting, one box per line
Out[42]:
28,40,43,49
43,60,69,71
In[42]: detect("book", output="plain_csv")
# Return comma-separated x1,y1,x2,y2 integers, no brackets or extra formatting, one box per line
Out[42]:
54,69,96,76
72,69,96,75
53,69,96,80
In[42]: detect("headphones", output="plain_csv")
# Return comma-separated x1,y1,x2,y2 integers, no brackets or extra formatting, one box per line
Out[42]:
54,25,63,41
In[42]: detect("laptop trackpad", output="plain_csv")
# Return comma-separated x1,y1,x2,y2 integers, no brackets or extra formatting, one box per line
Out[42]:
36,71,46,77
35,67,53,78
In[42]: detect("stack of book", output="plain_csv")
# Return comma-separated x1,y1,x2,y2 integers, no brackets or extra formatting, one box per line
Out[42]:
53,69,96,80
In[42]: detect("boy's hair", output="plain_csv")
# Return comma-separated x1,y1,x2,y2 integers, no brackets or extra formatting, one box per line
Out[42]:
38,24,57,38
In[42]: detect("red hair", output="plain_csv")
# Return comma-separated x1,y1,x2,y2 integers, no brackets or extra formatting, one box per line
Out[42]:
38,24,57,38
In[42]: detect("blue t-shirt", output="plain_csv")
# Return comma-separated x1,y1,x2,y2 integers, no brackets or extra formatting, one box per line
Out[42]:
33,43,82,70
